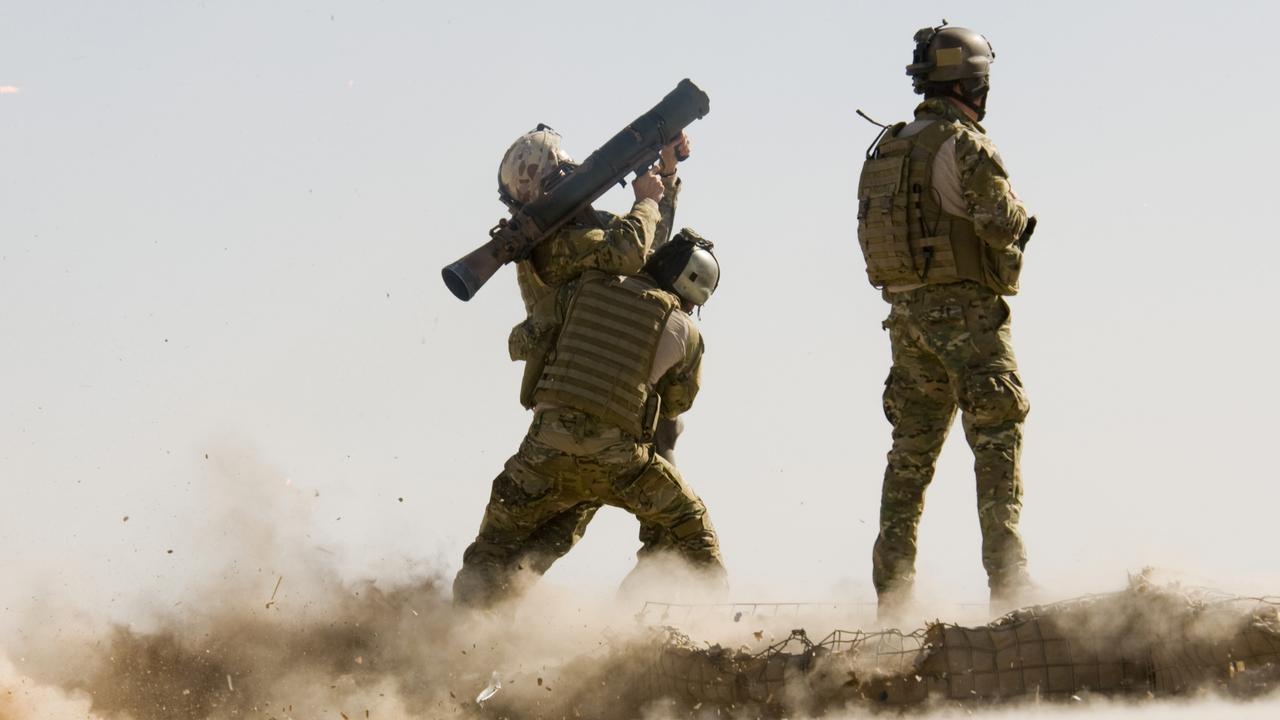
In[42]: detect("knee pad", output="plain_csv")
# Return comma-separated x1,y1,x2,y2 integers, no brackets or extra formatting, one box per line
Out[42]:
883,366,954,426
962,371,1030,426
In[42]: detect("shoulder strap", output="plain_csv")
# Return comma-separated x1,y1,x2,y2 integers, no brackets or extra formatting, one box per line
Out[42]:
869,121,909,159
908,119,961,160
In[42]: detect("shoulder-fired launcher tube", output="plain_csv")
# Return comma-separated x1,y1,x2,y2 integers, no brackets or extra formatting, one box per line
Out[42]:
442,79,711,301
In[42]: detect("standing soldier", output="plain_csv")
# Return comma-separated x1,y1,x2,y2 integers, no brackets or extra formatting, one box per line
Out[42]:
856,23,1037,617
453,234,726,607
493,125,693,582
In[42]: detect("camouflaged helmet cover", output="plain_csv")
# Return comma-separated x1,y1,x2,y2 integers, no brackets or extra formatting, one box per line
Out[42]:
498,126,574,206
907,25,995,94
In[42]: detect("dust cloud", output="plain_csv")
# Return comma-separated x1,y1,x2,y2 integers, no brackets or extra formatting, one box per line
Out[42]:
2,449,1279,719
0,447,719,719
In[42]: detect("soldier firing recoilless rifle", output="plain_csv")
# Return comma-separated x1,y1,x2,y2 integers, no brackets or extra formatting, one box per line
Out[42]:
441,79,711,301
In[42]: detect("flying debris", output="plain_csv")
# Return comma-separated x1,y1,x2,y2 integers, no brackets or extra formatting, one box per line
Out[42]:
475,670,501,704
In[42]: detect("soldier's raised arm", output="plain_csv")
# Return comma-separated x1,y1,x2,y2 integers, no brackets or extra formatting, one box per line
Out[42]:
526,169,664,288
652,131,691,252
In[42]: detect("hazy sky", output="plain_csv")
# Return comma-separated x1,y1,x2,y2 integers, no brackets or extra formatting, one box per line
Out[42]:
3,0,1280,626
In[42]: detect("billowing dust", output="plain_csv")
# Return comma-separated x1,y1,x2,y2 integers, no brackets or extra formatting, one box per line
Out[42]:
2,450,1279,719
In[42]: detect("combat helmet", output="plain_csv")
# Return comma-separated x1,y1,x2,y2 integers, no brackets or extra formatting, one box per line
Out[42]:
497,124,575,208
906,22,995,116
643,229,720,308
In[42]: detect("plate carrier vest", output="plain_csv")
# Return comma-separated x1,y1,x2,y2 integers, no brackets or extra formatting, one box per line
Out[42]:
856,118,992,290
534,273,682,440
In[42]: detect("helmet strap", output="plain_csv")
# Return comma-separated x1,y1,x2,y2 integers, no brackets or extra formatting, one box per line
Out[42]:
498,186,523,211
937,84,988,122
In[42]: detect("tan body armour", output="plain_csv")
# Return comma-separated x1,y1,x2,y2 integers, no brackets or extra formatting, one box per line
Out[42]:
857,119,1016,294
532,273,682,441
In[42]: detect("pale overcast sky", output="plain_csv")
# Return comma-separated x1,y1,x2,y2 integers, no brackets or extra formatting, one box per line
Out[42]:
3,0,1279,632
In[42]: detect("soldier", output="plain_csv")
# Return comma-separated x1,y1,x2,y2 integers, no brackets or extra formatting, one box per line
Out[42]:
453,233,726,607
498,124,688,315
497,125,693,580
856,23,1037,617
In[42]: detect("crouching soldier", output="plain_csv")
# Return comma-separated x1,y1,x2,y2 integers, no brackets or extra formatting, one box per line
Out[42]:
453,232,725,607
496,124,692,579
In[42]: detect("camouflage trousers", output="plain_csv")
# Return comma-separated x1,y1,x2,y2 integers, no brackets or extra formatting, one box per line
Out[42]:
453,410,722,607
872,281,1031,603
508,417,683,582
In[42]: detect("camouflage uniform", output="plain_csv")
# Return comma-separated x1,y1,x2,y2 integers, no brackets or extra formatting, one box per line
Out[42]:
868,98,1032,605
514,179,681,314
455,274,721,607
501,182,684,583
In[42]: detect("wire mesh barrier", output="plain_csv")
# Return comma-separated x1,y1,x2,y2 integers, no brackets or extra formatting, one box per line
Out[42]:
635,600,866,626
630,585,1280,715
641,625,930,712
1148,595,1280,694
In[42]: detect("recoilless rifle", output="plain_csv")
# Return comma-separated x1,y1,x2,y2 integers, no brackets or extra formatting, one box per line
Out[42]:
441,79,711,301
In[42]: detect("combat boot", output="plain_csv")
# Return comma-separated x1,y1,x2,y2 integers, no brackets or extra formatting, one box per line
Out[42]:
988,573,1039,618
876,583,916,628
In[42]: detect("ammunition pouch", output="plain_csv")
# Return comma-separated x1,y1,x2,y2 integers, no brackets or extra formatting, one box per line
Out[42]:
640,393,662,442
981,244,1022,296
514,286,570,410
518,337,555,410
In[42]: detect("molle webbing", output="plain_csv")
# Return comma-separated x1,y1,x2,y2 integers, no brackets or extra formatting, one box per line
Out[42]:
534,278,675,439
857,118,984,289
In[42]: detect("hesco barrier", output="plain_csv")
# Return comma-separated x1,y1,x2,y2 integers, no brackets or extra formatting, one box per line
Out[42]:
634,584,1280,715
642,626,930,710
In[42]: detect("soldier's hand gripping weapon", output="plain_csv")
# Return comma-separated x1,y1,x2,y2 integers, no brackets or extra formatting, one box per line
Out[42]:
1017,215,1037,250
441,79,711,301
